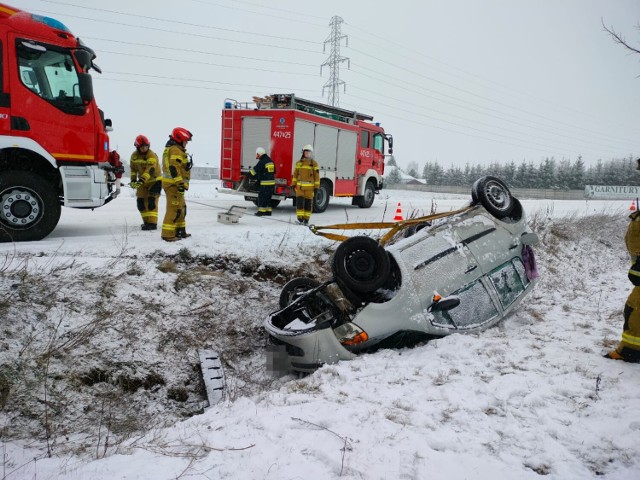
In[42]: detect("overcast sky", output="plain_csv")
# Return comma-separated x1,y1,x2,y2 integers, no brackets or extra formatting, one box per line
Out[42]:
19,0,640,171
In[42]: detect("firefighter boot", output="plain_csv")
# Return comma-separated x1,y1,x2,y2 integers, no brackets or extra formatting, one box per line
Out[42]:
176,227,191,238
141,223,157,231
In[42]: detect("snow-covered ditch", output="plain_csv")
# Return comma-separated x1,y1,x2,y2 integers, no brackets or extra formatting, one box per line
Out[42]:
1,184,639,479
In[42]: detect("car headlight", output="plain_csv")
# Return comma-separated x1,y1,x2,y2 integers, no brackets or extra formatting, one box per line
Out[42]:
333,322,369,346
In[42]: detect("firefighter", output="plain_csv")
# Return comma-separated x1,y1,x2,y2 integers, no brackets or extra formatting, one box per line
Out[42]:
129,135,162,230
291,144,319,225
606,158,640,363
249,147,276,216
161,127,193,242
107,150,124,196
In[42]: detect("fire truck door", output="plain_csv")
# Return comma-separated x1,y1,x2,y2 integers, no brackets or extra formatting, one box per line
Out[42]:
0,40,10,135
12,36,97,161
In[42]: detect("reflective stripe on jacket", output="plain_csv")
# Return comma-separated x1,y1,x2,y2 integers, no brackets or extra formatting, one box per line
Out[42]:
130,149,161,185
250,154,276,186
162,142,190,189
292,158,319,189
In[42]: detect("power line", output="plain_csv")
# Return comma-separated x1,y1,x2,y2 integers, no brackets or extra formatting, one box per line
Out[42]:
347,48,639,148
30,8,324,55
341,100,578,160
186,0,327,26
348,64,639,151
97,49,319,77
85,36,318,67
348,86,624,156
345,92,620,160
103,71,318,93
343,22,640,137
34,0,321,44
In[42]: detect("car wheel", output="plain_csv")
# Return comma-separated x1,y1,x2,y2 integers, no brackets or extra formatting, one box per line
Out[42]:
332,236,390,293
471,177,481,204
0,171,61,242
313,181,330,213
279,277,320,309
357,180,376,209
475,176,514,219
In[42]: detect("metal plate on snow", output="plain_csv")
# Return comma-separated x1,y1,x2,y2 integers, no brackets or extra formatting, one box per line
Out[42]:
198,350,225,406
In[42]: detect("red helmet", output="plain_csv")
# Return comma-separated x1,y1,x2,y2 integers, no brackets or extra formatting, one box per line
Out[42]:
134,135,150,148
171,127,193,143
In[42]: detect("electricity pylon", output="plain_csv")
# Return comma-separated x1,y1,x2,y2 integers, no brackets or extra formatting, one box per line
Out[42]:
321,16,350,107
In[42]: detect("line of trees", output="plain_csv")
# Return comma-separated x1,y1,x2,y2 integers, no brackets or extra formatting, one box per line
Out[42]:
385,156,640,189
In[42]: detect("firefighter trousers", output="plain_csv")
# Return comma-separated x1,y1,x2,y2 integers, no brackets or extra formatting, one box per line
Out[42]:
136,182,161,225
616,286,640,362
295,187,314,221
258,185,275,213
161,186,186,239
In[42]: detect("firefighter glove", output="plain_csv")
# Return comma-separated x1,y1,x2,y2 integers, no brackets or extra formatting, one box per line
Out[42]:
186,154,194,171
130,181,143,188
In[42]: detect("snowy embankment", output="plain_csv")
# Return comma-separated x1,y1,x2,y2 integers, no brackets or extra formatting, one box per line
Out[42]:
1,182,639,479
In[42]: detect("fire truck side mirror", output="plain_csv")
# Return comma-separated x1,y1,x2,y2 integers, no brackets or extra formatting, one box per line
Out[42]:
386,135,393,154
78,73,94,103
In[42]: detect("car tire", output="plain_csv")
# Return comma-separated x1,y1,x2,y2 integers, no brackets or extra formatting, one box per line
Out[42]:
0,171,61,242
471,177,481,205
313,181,330,213
332,236,390,293
474,176,514,219
279,277,320,309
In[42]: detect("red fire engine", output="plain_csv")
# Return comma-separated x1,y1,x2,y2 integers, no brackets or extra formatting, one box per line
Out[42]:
0,3,116,242
219,94,393,212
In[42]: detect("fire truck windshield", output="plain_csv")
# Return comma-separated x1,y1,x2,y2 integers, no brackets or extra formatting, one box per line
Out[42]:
17,40,85,115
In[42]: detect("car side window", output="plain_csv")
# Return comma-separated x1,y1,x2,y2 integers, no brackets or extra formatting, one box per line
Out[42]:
360,131,369,148
431,280,499,329
489,260,526,308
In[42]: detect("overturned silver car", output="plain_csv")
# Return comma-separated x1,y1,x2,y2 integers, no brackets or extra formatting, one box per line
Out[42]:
265,176,539,373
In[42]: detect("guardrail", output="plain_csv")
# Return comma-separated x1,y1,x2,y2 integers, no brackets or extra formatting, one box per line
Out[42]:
386,183,587,200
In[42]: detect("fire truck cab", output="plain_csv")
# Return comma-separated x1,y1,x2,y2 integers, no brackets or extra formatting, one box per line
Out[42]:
219,94,393,212
0,4,116,242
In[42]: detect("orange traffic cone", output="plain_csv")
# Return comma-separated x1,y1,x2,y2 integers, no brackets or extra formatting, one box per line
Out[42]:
631,200,637,211
393,202,404,221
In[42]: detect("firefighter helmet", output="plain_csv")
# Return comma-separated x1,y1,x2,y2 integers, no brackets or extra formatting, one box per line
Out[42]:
256,147,266,156
302,144,313,153
134,134,150,148
171,127,193,143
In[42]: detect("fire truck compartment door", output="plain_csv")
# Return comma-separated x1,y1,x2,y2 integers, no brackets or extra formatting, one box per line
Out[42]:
241,117,271,168
336,130,357,180
314,124,338,173
293,120,315,167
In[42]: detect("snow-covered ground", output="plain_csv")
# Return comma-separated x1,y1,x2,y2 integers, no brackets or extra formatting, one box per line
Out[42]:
1,181,639,480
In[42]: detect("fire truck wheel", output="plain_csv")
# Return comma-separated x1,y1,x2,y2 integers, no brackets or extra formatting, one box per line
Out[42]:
332,236,390,294
0,171,61,242
357,180,376,209
313,182,330,213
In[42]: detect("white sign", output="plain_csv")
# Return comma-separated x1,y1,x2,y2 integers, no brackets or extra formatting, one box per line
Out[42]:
584,185,640,199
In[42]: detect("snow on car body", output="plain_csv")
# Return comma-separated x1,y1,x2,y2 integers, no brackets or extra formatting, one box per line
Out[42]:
265,177,539,373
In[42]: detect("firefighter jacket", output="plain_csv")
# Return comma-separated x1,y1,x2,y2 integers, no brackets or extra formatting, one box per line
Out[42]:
250,154,276,186
130,149,161,186
292,157,319,190
626,211,640,261
162,141,190,190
